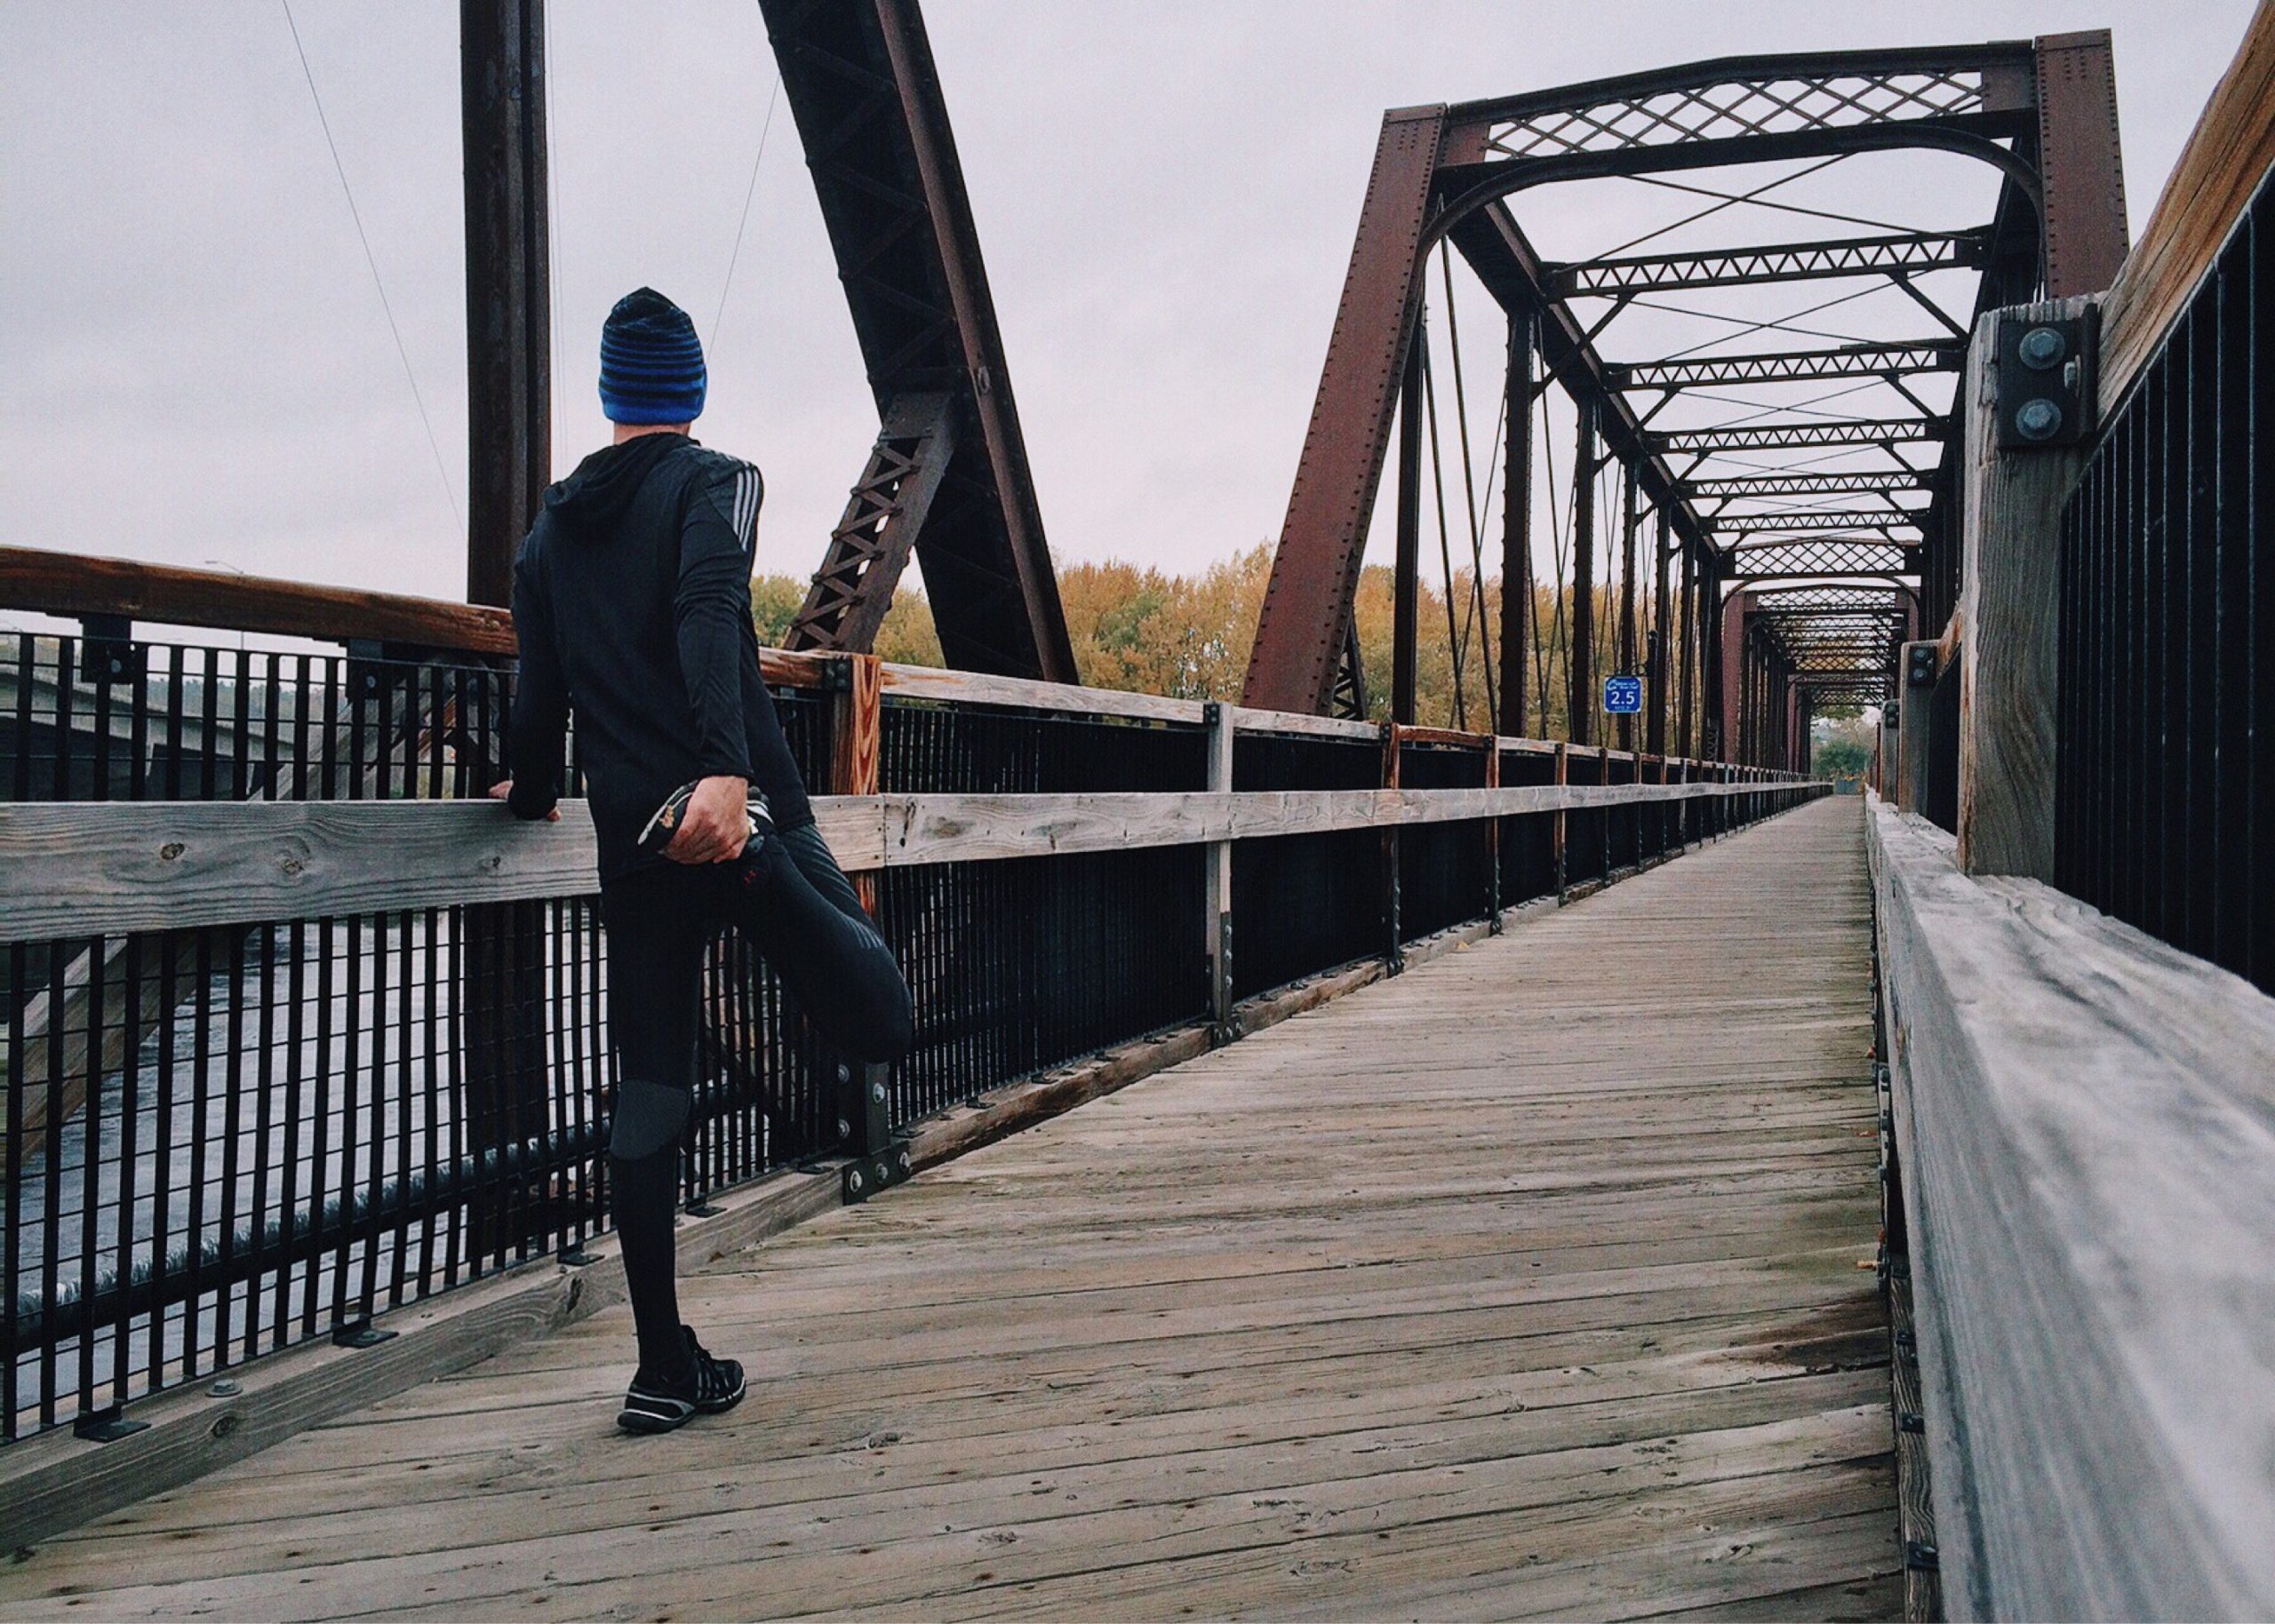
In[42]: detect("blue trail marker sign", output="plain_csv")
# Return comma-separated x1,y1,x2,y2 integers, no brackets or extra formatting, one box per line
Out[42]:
1602,674,1644,715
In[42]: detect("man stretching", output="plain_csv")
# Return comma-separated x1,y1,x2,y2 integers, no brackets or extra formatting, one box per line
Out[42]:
492,288,914,1434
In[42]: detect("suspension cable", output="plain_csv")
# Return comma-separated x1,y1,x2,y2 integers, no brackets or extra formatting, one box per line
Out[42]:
1437,248,1498,732
1420,328,1468,729
281,0,461,534
713,60,783,354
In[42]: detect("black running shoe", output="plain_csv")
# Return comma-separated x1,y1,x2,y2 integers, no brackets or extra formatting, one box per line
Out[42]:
617,1325,747,1434
637,781,774,857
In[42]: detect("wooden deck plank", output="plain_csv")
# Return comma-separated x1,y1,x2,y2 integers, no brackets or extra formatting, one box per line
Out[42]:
0,797,1892,1621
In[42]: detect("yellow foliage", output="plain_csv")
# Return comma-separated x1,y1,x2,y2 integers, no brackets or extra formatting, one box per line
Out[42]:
749,549,1693,743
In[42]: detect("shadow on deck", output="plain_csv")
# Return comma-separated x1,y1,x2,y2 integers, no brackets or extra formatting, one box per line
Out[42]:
0,798,1894,1621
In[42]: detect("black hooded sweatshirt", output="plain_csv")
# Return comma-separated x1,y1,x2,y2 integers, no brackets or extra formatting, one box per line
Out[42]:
507,434,813,881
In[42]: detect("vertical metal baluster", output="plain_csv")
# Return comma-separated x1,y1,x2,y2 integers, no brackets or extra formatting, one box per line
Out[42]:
186,927,213,1380
92,640,118,800
4,944,25,1439
277,923,309,1341
76,935,109,1421
443,909,465,1288
245,927,277,1362
148,934,178,1397
198,646,221,802
390,911,414,1310
160,644,184,798
214,929,246,1372
360,909,387,1320
10,633,31,799
2249,202,2275,989
339,910,366,1328
309,919,334,1337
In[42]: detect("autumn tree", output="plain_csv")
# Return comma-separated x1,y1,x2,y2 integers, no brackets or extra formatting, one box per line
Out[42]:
750,550,1703,745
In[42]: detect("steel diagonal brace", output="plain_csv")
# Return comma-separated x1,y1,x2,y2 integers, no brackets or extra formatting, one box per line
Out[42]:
788,394,958,653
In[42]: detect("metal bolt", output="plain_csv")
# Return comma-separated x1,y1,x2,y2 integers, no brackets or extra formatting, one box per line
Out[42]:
847,1169,866,1193
835,1063,851,1085
2015,397,2063,441
871,1081,887,1105
208,1379,241,1398
2017,324,2067,370
836,1116,852,1140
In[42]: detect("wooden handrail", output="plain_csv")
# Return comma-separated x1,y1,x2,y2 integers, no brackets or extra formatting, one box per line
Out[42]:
0,780,1822,942
2,544,1769,773
1868,796,2275,1619
0,545,519,657
2099,0,2275,412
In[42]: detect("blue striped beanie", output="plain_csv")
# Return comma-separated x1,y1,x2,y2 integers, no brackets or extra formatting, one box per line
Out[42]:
598,287,706,425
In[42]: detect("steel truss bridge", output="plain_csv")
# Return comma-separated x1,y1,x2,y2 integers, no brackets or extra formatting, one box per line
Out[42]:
2,6,2272,1622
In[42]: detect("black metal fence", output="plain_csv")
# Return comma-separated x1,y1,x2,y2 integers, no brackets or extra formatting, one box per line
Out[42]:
1,627,1812,1442
2057,170,2275,996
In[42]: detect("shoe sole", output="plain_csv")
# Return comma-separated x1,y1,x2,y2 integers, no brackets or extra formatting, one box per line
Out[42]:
617,1379,746,1435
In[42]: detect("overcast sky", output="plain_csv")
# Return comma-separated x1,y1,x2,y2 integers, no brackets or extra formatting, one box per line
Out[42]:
1,1,2255,611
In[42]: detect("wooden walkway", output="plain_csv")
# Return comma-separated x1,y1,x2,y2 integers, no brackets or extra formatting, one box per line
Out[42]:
2,796,1895,1621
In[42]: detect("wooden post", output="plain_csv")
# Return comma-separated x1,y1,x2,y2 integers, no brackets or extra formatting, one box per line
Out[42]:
1483,739,1503,933
1203,702,1235,1036
1552,741,1569,899
1382,722,1404,969
829,653,884,915
819,653,889,1170
1655,753,1671,864
1599,748,1613,878
1958,296,2100,878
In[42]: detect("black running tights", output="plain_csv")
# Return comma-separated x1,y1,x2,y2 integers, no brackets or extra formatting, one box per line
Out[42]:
600,822,914,1378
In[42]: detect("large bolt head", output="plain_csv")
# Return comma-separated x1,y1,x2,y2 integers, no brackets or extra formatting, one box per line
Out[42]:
2015,398,2063,441
2017,325,2067,370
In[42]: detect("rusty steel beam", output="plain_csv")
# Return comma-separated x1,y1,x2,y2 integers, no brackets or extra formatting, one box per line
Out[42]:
1499,305,1537,735
1611,341,1963,390
461,0,550,610
1570,403,1599,744
1249,35,2117,717
1548,232,1988,299
1705,509,1929,535
786,393,957,653
1683,470,1935,498
1656,417,1947,452
1244,107,1445,715
1725,537,1919,578
1447,206,1712,557
1441,44,2036,162
2035,30,2129,296
762,0,1075,682
1392,333,1425,724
